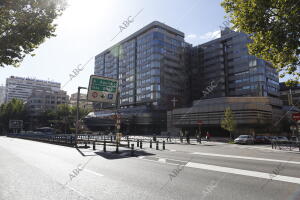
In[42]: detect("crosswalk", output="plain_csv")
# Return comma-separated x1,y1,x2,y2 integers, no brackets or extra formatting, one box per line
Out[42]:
136,154,300,185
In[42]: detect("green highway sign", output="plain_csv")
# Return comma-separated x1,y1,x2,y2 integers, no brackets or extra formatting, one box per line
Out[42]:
87,75,118,103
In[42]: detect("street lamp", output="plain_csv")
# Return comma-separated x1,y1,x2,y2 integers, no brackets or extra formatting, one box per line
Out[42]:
75,86,87,147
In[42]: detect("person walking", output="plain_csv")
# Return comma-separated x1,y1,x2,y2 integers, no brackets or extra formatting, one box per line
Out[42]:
167,131,171,142
206,131,211,141
180,129,183,143
186,130,190,144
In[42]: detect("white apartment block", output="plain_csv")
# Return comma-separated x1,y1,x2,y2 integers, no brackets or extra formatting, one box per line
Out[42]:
5,76,61,102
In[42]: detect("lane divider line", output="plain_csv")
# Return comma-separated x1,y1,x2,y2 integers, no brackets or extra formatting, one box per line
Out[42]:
83,169,104,177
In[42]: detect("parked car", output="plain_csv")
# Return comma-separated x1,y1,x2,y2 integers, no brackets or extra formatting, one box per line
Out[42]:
254,135,267,144
234,135,254,145
290,136,299,142
276,136,289,142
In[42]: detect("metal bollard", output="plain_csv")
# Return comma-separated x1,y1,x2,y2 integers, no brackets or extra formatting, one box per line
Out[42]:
85,142,87,148
93,141,96,150
140,141,143,149
116,142,119,153
131,144,134,156
150,140,152,148
156,141,159,150
137,140,139,147
163,141,165,150
103,141,106,152
128,140,130,148
111,136,113,142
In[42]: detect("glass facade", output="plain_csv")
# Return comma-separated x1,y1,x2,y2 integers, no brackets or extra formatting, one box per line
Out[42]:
94,22,188,108
191,28,279,100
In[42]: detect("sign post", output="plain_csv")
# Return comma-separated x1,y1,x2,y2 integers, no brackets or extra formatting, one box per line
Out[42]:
87,75,120,141
9,120,23,133
87,75,118,103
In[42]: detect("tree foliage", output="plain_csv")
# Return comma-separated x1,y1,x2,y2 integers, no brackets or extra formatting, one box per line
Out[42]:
221,107,236,138
221,0,300,84
0,99,29,133
0,0,66,67
36,104,91,134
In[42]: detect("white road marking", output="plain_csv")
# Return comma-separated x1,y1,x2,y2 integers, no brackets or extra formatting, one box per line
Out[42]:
83,169,104,177
158,158,166,163
138,156,144,159
169,149,176,152
66,185,94,200
191,152,300,165
186,162,300,185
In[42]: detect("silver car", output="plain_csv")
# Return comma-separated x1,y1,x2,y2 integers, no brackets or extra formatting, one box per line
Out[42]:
234,135,254,145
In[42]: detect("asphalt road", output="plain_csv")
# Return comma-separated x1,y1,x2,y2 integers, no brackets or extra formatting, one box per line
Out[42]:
0,136,300,200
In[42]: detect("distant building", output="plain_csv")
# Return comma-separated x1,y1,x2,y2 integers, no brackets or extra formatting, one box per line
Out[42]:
26,87,69,116
278,83,300,124
0,86,5,105
279,83,300,107
69,93,93,110
26,87,69,130
5,76,60,102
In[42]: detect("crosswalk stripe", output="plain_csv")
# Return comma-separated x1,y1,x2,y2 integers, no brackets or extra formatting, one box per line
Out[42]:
186,162,300,185
191,152,300,165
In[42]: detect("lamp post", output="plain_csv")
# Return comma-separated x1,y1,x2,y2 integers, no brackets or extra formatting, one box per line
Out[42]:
75,86,87,147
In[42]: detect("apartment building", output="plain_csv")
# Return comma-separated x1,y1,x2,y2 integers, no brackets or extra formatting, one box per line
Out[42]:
5,76,60,102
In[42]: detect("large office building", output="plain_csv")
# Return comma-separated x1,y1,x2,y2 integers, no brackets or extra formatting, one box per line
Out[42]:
86,21,190,134
189,27,279,100
5,76,61,102
85,21,282,135
169,27,281,135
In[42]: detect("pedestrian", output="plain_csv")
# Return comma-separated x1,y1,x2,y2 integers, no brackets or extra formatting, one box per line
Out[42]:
153,133,157,142
206,131,210,141
199,131,202,144
167,131,171,142
180,130,183,143
186,131,190,144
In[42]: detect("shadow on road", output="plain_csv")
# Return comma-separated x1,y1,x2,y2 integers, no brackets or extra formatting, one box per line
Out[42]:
95,150,155,160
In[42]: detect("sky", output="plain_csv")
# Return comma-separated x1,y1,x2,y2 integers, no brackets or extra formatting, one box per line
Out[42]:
0,0,230,95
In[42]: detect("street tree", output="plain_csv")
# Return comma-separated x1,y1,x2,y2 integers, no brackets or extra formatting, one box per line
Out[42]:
221,0,300,85
0,99,29,133
0,0,66,67
221,107,236,140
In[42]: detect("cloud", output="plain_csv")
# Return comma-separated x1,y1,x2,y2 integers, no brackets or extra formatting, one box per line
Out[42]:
186,34,197,39
199,30,220,40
